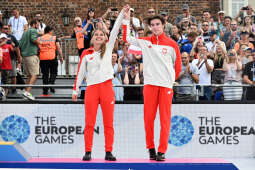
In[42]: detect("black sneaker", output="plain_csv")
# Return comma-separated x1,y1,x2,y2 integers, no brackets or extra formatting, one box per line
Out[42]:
105,152,116,161
156,152,165,161
82,152,91,161
149,148,157,160
50,88,55,93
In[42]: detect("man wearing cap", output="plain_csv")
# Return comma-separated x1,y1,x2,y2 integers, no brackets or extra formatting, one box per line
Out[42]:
175,4,196,26
243,49,255,100
216,11,225,36
130,8,140,33
234,30,254,52
160,11,173,37
206,30,226,52
0,33,14,99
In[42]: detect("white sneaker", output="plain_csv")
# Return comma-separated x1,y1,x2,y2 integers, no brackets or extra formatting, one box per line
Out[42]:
22,91,35,100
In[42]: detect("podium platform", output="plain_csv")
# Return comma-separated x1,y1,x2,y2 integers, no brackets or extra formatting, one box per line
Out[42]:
0,158,238,170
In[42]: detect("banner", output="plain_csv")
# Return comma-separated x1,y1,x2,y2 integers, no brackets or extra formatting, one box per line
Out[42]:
0,104,254,158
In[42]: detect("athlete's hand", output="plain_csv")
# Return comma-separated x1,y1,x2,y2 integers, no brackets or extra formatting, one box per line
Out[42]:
123,4,130,20
72,94,78,102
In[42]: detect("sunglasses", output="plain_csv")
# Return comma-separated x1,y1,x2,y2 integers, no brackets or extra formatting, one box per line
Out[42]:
202,24,209,26
148,11,155,13
88,8,95,12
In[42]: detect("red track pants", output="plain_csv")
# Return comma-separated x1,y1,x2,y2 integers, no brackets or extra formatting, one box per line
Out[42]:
143,85,173,153
84,79,115,152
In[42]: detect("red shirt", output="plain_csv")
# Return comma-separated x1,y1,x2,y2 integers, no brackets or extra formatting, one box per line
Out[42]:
0,44,13,70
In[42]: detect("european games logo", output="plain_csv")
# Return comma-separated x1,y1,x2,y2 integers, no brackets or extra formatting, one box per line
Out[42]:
169,115,194,146
0,115,30,143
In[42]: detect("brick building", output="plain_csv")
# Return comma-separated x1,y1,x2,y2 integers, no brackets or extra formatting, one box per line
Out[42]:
1,0,221,37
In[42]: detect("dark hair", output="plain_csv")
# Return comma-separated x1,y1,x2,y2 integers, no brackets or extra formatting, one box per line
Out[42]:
0,22,3,29
224,16,232,21
137,27,144,32
44,26,53,34
203,10,210,14
147,15,165,25
30,19,38,27
87,8,95,20
188,32,198,38
145,30,153,36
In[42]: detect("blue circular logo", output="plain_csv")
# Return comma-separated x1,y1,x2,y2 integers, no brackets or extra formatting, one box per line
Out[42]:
0,115,30,143
169,115,194,146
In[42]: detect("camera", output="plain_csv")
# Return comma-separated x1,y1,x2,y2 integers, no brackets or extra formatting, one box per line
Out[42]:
92,19,100,23
242,6,249,10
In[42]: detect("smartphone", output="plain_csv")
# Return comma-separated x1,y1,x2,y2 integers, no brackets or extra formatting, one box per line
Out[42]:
111,8,118,11
242,6,249,10
92,19,100,23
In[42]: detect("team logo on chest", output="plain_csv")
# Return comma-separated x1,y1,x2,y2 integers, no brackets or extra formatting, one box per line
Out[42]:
162,48,168,55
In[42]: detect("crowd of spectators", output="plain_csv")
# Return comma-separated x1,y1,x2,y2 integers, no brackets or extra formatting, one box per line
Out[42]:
0,4,255,101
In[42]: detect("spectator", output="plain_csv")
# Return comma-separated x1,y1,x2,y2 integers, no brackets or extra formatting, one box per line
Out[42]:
216,11,225,33
241,16,255,36
198,10,217,31
171,25,185,43
176,52,199,101
220,16,232,38
201,21,211,44
180,17,190,36
223,20,240,50
38,26,63,96
1,24,22,94
123,64,142,101
210,43,227,100
243,49,255,100
190,37,205,60
160,12,173,37
206,30,226,52
234,30,254,52
175,4,196,26
136,27,145,37
240,45,251,69
236,5,255,25
0,33,14,99
130,8,141,34
189,23,198,33
19,20,40,100
8,8,28,41
179,31,198,54
147,7,156,17
112,52,123,101
223,50,243,100
82,8,95,49
35,13,46,36
192,45,214,100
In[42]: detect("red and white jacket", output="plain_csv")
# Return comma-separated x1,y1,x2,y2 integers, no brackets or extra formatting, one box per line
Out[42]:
73,9,124,95
122,19,181,89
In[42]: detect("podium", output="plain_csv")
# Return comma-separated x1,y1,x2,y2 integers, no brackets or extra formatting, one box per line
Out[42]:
0,141,31,162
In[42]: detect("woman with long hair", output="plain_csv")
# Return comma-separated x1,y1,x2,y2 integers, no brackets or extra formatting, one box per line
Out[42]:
242,16,255,36
82,8,96,49
72,5,126,161
222,50,243,100
210,43,227,99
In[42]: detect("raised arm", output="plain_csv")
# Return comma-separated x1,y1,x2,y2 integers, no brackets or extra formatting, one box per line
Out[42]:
107,7,125,48
122,5,141,47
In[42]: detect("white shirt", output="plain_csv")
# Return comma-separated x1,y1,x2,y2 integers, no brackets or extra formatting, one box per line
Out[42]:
192,59,214,85
8,16,28,41
73,9,124,95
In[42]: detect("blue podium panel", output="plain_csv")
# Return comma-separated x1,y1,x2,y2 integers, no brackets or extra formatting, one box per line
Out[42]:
0,142,31,162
